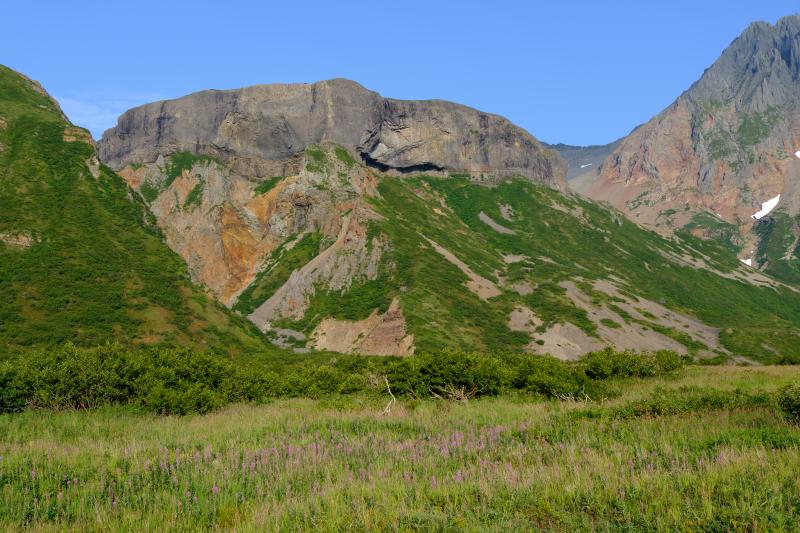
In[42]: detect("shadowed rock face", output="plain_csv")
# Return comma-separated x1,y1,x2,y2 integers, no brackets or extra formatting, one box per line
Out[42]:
587,15,800,257
98,79,565,189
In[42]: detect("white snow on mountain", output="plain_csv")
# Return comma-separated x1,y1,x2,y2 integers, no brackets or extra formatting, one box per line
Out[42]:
752,195,781,220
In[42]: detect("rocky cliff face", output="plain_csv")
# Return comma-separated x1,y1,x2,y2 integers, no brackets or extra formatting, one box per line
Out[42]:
112,144,417,355
587,15,800,276
115,146,378,304
99,79,565,188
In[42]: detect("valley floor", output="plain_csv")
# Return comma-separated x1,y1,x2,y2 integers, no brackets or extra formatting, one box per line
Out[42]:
2,366,800,531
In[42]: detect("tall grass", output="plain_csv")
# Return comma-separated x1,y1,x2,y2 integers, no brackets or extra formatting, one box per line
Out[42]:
1,366,799,531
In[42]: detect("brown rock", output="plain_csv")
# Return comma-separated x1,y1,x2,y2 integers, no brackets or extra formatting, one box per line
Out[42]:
98,79,566,189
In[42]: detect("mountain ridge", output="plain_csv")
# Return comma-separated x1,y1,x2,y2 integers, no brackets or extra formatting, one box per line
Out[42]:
99,78,567,190
97,121,800,361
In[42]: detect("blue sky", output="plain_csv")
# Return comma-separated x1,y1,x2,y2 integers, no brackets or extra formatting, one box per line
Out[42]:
3,1,798,144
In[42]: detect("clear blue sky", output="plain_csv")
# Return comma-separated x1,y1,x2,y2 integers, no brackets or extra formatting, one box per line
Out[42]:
3,1,798,144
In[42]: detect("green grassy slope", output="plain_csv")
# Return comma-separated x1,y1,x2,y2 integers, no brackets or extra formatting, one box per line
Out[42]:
754,212,800,286
0,65,268,355
270,168,800,362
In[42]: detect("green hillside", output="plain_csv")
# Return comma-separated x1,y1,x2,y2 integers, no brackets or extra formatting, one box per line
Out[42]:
263,151,800,362
0,65,268,354
754,212,800,286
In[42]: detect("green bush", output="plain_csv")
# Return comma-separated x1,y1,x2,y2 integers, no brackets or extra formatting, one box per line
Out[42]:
582,348,682,379
0,345,687,415
778,382,800,423
338,373,369,394
0,344,244,415
654,350,683,373
512,355,589,398
386,351,512,398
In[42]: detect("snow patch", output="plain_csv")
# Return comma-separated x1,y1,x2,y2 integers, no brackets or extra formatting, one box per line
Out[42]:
580,163,592,169
752,194,780,220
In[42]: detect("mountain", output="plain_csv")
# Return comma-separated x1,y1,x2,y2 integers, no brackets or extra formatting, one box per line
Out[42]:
0,65,269,354
585,15,800,285
97,80,567,306
99,79,566,188
96,82,800,362
545,140,622,193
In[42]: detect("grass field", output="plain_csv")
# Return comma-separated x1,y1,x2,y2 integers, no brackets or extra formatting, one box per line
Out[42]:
2,365,800,531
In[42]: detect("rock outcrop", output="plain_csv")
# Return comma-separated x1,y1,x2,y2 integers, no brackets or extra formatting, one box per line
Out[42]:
117,145,379,306
99,78,566,188
309,298,414,356
586,15,800,265
113,143,409,353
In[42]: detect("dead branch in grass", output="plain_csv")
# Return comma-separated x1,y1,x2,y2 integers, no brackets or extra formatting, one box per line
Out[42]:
381,376,396,416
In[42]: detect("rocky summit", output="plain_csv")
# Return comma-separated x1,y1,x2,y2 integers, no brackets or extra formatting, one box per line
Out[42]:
583,15,800,285
98,79,565,188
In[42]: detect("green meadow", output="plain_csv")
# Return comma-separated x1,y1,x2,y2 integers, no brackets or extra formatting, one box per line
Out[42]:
2,364,800,531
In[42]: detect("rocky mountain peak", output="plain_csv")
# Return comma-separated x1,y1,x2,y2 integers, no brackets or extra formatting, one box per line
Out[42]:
685,14,800,112
98,79,566,189
583,15,800,284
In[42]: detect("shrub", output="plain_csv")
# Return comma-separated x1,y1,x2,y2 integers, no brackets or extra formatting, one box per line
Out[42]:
0,359,32,412
305,365,346,397
386,351,512,398
0,344,688,415
696,354,731,366
582,348,681,379
577,386,773,420
628,353,659,377
338,373,369,394
0,344,243,415
582,348,619,379
778,382,800,423
653,350,683,373
512,355,587,397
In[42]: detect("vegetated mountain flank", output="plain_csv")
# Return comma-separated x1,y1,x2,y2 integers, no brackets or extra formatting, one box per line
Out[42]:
98,85,800,361
99,78,566,188
586,15,800,285
0,65,269,354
